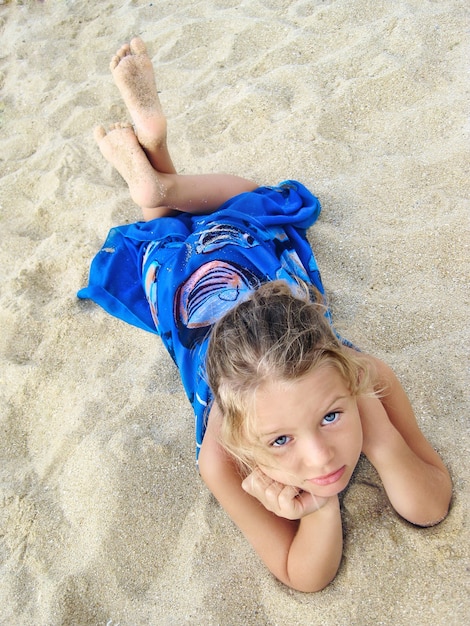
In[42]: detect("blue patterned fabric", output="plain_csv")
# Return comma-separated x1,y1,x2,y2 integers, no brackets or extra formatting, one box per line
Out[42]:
78,180,330,458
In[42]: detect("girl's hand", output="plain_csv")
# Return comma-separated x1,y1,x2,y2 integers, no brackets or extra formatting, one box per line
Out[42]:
241,467,330,520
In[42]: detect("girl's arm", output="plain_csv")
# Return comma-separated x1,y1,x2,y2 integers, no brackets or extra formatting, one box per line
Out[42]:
357,353,452,526
198,405,343,592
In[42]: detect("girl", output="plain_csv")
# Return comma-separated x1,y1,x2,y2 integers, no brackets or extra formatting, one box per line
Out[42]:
79,38,452,593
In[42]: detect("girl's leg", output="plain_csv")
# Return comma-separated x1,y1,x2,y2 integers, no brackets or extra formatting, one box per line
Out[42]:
100,37,258,220
110,37,176,175
94,123,258,221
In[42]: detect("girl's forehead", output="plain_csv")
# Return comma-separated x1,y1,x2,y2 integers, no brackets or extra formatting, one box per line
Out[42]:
254,367,350,423
257,364,345,395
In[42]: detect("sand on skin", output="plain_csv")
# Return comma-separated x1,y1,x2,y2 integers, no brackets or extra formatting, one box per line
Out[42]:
0,1,468,625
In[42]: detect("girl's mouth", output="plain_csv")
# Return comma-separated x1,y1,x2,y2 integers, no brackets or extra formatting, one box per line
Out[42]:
307,465,346,486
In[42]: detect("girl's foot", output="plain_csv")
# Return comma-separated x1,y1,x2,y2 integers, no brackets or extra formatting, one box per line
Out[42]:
94,123,172,215
110,37,176,174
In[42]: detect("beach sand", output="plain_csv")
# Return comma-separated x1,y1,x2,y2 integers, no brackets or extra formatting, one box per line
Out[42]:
0,1,468,624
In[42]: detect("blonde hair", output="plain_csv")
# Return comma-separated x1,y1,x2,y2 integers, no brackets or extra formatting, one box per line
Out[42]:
206,280,370,470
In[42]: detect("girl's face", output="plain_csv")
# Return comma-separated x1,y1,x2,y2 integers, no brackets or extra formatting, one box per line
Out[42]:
253,365,363,497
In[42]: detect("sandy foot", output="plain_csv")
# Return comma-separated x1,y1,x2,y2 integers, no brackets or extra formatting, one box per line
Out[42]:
110,37,176,174
94,123,166,209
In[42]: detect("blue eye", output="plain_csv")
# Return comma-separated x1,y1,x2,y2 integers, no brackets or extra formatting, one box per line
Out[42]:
322,412,340,425
272,435,291,447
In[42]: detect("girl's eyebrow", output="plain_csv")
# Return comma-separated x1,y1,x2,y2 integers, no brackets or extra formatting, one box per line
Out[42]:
258,393,349,438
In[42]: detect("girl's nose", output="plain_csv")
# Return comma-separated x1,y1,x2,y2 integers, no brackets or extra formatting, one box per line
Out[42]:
301,434,334,469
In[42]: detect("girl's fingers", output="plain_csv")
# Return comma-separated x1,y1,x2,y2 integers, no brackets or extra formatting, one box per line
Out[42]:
242,469,304,518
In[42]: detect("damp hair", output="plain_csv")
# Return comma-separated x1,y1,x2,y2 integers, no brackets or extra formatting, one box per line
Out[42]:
205,280,372,471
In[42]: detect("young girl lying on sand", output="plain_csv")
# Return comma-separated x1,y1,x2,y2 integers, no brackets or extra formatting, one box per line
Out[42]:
78,38,452,592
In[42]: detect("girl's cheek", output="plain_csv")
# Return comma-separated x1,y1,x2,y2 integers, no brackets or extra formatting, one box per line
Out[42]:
257,462,279,481
258,461,293,485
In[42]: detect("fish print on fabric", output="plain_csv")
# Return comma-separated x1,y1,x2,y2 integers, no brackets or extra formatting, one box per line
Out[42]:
175,260,261,349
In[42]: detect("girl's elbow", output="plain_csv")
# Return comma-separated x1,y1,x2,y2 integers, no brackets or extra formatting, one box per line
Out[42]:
281,562,339,593
403,495,451,528
291,576,334,593
410,503,451,528
397,471,452,527
418,481,452,527
283,571,336,593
